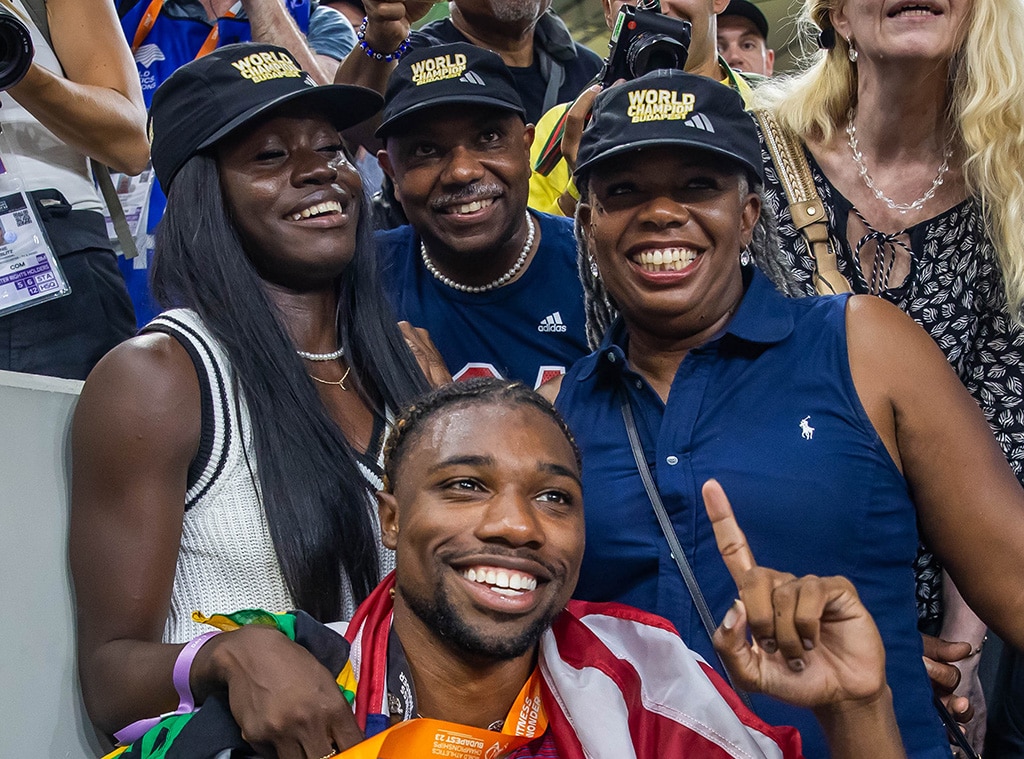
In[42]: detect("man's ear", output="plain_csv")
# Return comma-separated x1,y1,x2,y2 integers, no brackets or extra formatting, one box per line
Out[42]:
377,491,400,550
523,123,536,154
378,148,402,203
765,48,775,76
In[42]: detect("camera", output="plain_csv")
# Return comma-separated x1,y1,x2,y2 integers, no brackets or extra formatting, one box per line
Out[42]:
0,6,33,91
600,0,691,86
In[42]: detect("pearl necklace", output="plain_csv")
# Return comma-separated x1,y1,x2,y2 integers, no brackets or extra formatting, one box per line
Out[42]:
296,346,345,361
420,212,535,294
845,113,953,215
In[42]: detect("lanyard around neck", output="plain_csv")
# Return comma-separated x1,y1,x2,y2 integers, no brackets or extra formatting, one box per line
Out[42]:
131,0,240,57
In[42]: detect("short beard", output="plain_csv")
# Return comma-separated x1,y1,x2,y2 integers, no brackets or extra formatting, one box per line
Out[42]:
486,0,544,24
402,580,559,661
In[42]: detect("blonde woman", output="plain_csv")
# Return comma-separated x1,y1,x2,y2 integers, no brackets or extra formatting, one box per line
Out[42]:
753,0,1024,750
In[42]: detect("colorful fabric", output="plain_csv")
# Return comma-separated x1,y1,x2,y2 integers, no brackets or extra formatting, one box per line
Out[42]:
106,609,353,759
344,575,803,758
108,575,803,759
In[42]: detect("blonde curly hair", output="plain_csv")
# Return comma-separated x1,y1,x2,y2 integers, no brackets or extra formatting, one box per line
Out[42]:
754,0,1024,321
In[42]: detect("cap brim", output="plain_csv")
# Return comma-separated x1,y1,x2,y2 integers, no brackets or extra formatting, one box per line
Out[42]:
375,96,527,138
197,84,384,151
574,137,763,182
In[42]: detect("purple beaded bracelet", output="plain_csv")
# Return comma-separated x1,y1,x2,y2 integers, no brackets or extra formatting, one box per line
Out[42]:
357,16,411,62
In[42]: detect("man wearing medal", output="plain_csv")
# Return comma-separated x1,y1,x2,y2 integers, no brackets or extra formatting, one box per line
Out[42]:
111,379,906,758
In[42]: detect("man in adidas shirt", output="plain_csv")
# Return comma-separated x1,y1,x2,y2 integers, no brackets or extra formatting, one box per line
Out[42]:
374,44,589,389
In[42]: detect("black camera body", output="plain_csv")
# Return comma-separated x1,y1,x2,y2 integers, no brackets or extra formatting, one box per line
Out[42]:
0,6,33,91
600,1,692,86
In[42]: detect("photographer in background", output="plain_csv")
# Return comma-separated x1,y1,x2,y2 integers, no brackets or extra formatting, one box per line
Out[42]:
0,0,146,380
716,0,773,77
529,0,757,217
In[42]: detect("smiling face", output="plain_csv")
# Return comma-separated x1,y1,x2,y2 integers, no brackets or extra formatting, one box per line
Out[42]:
579,146,760,345
831,0,971,64
379,401,584,662
717,15,774,75
379,107,535,281
217,109,362,291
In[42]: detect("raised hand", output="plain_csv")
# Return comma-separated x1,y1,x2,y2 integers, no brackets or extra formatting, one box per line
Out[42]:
702,479,888,708
360,0,438,52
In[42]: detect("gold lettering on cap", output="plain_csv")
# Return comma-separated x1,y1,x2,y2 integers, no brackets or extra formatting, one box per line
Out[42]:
410,53,469,85
625,89,696,123
231,51,303,84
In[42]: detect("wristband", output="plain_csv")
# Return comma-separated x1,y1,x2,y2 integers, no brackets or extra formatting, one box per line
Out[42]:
357,17,411,62
114,630,222,745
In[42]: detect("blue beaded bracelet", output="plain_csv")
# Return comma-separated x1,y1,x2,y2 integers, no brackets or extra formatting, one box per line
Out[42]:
357,16,411,62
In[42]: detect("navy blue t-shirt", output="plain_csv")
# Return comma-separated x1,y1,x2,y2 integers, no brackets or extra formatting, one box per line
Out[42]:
376,211,588,388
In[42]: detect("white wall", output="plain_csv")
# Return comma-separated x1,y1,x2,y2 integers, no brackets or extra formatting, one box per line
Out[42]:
0,370,106,757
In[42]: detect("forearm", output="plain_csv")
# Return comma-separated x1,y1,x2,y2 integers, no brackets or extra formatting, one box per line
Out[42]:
941,572,987,652
814,687,906,759
7,64,148,175
243,0,331,82
80,638,187,736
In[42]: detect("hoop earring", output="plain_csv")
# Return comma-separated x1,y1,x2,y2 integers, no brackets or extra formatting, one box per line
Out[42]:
847,38,858,62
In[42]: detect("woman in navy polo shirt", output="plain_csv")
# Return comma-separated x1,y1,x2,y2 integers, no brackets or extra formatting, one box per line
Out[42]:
543,69,1024,758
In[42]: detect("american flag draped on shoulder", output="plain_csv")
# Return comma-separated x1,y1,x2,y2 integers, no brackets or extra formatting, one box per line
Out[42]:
345,575,804,759
105,574,804,759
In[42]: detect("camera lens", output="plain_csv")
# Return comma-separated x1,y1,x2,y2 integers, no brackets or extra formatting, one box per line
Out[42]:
627,34,689,78
0,11,34,91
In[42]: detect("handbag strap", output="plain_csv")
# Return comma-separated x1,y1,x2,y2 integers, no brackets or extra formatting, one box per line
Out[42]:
755,109,851,297
619,391,753,708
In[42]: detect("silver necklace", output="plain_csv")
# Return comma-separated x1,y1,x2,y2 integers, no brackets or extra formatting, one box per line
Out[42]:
420,212,535,293
845,113,953,215
296,346,344,361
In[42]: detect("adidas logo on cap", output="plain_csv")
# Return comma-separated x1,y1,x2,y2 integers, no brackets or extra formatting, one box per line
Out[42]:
538,311,567,333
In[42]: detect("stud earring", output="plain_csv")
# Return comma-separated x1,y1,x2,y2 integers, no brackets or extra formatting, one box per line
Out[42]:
847,38,858,62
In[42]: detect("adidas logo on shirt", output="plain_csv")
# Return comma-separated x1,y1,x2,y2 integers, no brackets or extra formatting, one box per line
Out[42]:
538,312,567,333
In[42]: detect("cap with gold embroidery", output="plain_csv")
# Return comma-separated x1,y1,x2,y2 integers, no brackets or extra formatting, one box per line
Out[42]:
149,42,382,189
376,43,526,139
574,70,763,183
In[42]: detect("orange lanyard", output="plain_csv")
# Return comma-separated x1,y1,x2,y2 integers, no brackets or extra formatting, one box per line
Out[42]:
340,668,549,759
131,0,239,58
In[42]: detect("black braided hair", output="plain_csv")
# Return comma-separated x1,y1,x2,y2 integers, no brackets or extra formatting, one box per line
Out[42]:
383,378,582,492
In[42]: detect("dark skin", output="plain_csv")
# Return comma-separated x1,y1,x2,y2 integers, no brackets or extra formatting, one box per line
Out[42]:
544,145,1024,705
378,109,538,289
378,403,585,729
376,400,906,753
70,109,444,759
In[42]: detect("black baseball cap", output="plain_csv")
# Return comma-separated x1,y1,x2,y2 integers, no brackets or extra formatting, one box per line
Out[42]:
376,42,526,138
574,70,763,183
720,0,770,40
149,42,383,188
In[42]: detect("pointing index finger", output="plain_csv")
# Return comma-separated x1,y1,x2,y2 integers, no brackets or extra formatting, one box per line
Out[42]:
702,479,757,585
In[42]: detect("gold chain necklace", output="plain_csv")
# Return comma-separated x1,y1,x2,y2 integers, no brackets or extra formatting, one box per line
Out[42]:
310,365,351,390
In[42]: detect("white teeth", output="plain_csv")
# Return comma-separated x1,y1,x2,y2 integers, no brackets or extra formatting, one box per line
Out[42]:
449,198,494,214
290,200,343,221
461,566,538,593
634,247,698,272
